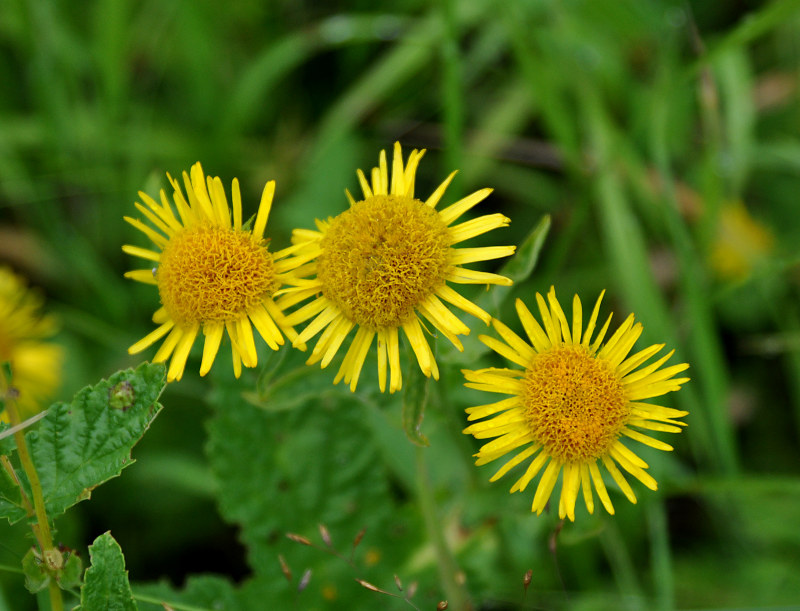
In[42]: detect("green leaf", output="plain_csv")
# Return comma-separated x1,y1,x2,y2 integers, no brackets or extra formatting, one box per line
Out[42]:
21,548,49,594
78,532,137,611
204,375,414,605
134,576,239,611
57,548,83,590
402,347,430,447
0,421,15,456
0,362,167,525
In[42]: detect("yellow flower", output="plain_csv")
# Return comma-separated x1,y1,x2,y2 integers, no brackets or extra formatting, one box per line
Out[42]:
709,201,774,282
0,267,63,420
281,142,516,393
462,287,689,521
123,163,302,382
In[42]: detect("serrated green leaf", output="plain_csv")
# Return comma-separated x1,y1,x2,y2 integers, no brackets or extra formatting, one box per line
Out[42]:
0,421,16,456
78,532,137,611
1,422,27,520
402,348,430,447
0,362,167,525
57,549,83,590
21,548,49,594
205,378,401,593
0,459,24,519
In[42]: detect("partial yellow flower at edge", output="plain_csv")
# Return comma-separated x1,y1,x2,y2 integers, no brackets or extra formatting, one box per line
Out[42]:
0,266,63,420
279,142,516,393
462,287,690,521
123,163,304,382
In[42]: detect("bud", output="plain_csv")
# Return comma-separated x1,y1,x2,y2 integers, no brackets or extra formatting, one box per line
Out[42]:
42,547,63,571
298,569,312,593
286,533,312,546
278,554,292,582
318,524,332,547
108,381,135,411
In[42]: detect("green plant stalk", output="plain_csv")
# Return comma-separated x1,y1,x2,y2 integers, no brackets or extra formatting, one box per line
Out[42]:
647,500,674,611
415,445,470,611
600,520,645,611
440,0,465,195
4,397,64,611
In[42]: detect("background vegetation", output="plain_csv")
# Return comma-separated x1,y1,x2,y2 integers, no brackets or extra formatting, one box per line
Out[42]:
2,0,800,609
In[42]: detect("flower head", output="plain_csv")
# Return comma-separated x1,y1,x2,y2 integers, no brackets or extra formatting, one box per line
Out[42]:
123,163,302,382
281,143,516,392
462,287,689,521
0,267,63,420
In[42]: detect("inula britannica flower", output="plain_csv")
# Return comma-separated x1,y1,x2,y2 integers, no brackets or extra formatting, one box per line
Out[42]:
463,287,689,521
123,163,302,382
280,143,516,392
0,266,63,420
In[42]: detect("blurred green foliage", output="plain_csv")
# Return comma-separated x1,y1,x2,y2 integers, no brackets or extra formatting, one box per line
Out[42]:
2,0,800,609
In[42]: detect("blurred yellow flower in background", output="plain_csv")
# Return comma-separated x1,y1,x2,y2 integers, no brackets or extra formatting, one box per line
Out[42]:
280,142,516,393
123,163,303,382
463,287,689,521
709,201,775,282
0,266,63,421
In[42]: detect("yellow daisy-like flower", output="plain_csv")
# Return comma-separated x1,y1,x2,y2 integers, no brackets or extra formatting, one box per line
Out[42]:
463,287,690,521
123,163,302,382
281,142,516,393
0,266,63,421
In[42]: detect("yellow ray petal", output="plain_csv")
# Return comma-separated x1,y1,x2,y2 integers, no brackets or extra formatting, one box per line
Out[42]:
401,318,433,377
425,170,457,208
589,461,615,515
601,455,637,504
129,320,175,354
531,460,562,514
435,285,492,325
580,464,594,514
167,324,199,382
124,216,168,248
448,213,511,244
449,245,516,265
252,180,275,241
490,445,539,482
581,290,606,347
122,245,161,262
571,294,583,345
438,188,493,225
200,323,224,376
124,269,157,285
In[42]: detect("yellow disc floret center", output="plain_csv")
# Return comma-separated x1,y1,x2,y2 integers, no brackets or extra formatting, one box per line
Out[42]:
522,345,628,462
156,224,278,326
317,195,451,329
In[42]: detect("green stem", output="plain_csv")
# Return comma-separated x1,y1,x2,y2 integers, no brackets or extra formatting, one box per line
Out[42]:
3,389,63,611
415,445,470,610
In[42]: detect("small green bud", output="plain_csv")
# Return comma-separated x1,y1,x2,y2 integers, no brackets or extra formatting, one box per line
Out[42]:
109,381,135,411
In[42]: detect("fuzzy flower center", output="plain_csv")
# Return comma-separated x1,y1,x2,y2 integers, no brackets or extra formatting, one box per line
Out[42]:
317,194,451,329
522,345,628,462
156,224,278,326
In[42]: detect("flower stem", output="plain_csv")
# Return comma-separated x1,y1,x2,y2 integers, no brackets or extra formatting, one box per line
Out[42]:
415,445,471,610
3,389,63,611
